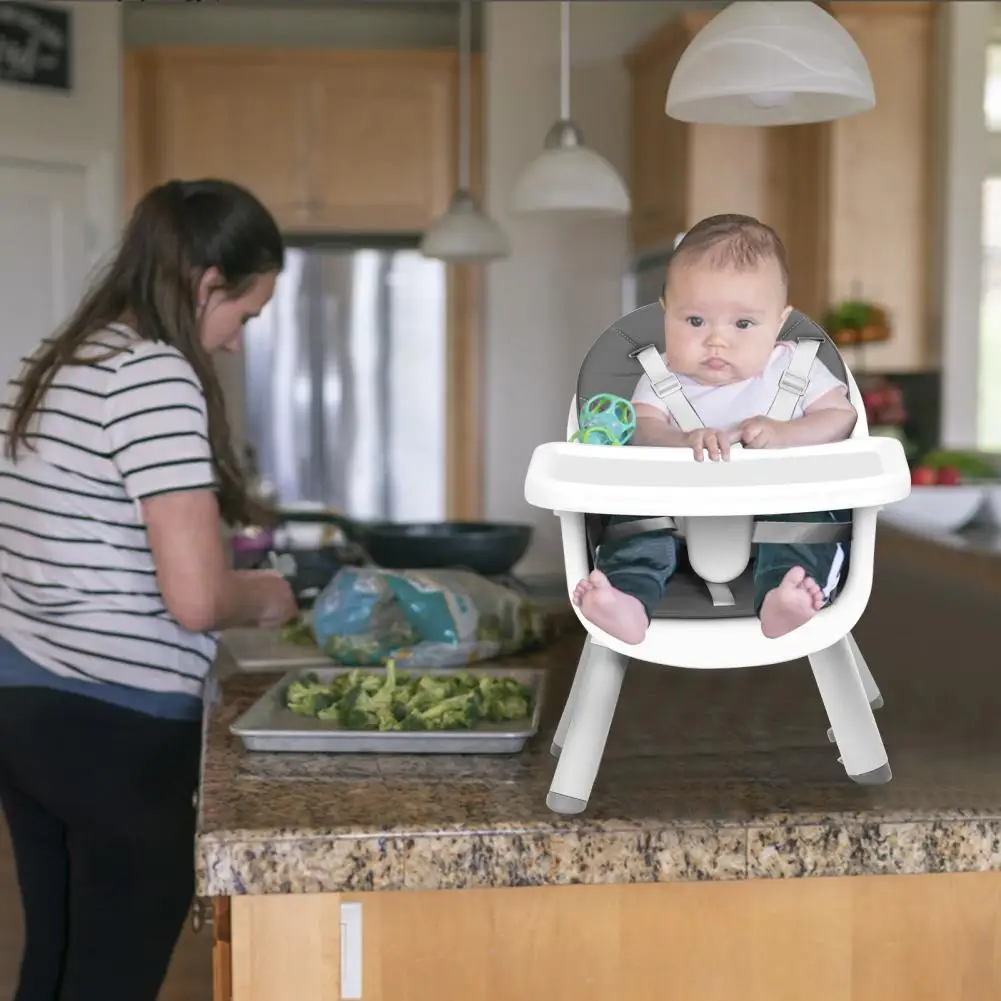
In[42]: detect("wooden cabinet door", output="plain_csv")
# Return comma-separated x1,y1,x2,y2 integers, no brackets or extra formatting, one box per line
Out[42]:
629,59,684,252
626,24,692,254
144,49,312,228
302,52,457,232
825,1,936,370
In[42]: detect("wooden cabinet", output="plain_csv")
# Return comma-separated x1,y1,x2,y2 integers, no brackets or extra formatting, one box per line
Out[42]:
626,21,689,252
626,2,938,371
821,1,937,370
225,875,1001,1001
302,52,456,232
131,49,311,225
123,48,461,234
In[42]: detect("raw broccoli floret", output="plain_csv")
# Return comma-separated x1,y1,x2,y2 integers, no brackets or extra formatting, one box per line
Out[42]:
280,662,533,732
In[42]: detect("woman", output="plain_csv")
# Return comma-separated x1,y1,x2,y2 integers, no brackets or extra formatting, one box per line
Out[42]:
0,178,298,1001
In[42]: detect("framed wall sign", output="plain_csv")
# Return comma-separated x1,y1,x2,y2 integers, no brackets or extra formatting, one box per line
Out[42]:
0,2,71,93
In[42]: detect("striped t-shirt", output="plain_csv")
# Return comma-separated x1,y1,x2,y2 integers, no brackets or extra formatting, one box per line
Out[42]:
0,324,219,719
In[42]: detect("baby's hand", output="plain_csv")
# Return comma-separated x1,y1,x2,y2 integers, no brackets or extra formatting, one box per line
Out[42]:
738,416,787,449
683,427,741,462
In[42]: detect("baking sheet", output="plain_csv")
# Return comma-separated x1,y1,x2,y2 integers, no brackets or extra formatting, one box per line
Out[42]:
230,665,547,755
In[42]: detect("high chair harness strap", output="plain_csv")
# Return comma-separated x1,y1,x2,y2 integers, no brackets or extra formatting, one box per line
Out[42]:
633,345,704,432
765,337,822,422
633,337,822,431
601,334,847,554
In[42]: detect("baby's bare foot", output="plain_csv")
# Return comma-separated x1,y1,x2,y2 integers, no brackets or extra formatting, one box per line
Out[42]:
759,566,825,639
572,569,648,645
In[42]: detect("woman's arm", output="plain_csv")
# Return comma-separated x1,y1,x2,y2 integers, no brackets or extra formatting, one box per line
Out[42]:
143,490,292,633
106,343,295,633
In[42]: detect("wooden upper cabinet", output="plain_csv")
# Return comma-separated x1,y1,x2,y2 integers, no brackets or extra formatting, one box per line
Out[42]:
136,50,311,224
626,30,688,253
302,53,456,232
823,1,936,370
123,48,463,233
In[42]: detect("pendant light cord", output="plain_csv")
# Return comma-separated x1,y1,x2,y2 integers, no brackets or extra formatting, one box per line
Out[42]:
560,0,570,121
458,0,471,191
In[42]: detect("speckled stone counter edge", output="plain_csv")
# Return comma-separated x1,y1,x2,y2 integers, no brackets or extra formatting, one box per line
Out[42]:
195,817,1001,896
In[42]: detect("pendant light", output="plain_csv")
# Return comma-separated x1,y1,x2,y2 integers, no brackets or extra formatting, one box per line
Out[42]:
511,1,630,219
421,0,509,262
666,1,875,126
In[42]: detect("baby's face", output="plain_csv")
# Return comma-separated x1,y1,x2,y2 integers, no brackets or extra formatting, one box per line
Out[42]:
661,257,792,385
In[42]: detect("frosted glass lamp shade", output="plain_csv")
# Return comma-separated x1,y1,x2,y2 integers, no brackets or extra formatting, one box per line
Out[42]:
420,190,510,262
512,122,631,219
666,0,876,126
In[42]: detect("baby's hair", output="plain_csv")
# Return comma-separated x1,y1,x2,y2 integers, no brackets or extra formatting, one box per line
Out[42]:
661,214,789,297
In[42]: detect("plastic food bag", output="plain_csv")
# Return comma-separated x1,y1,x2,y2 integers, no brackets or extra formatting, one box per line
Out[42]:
310,567,548,669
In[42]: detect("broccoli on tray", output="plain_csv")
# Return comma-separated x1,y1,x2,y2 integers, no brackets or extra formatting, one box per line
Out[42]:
283,663,534,732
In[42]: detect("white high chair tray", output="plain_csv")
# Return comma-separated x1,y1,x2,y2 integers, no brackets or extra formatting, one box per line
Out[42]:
525,438,910,517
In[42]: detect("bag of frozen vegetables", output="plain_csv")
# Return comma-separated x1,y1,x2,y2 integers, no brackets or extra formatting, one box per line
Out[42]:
303,567,547,669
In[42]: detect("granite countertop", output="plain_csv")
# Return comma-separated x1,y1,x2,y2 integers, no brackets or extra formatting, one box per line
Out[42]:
196,537,1001,896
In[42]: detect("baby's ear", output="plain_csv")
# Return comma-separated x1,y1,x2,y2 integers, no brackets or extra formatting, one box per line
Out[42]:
659,296,667,312
779,304,793,329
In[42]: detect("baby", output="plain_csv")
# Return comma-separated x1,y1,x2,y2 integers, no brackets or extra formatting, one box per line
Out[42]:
574,214,858,643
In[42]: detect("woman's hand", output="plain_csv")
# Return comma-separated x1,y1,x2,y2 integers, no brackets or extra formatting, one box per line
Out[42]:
144,490,300,632
238,570,298,629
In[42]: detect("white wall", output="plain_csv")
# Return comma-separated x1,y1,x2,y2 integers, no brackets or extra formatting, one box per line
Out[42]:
0,1,122,260
482,2,707,572
939,1,992,448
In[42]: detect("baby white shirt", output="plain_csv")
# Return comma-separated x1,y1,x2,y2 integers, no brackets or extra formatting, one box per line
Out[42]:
630,342,848,432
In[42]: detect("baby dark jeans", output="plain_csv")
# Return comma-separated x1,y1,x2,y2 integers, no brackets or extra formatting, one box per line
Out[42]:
595,510,852,619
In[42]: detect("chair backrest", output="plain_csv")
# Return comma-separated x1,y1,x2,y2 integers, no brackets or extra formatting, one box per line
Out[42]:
576,303,850,414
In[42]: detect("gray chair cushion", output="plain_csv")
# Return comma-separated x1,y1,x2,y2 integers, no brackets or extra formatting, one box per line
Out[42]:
650,565,757,619
577,304,848,409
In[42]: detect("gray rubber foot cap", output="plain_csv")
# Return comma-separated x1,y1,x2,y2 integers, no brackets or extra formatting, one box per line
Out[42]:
547,791,587,814
849,762,892,785
550,742,562,759
870,694,884,710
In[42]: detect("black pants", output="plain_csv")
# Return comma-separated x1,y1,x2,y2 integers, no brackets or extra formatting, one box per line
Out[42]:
596,510,851,618
0,687,201,1001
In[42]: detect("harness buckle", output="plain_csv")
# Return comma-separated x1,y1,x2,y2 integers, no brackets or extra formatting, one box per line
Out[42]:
778,370,810,397
650,371,684,400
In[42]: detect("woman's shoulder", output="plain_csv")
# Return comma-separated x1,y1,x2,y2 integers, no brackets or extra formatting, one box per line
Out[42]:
89,326,202,385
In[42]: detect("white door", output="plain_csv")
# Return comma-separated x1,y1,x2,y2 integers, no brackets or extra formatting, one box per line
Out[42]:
0,159,90,387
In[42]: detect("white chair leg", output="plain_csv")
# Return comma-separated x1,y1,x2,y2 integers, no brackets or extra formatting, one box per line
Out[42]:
846,631,883,708
547,642,627,815
810,636,891,785
826,631,883,742
551,637,592,758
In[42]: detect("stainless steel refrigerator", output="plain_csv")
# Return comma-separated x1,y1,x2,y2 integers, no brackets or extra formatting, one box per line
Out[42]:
242,241,448,522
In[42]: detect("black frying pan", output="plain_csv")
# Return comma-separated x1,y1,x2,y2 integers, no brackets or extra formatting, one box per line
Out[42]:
278,511,534,577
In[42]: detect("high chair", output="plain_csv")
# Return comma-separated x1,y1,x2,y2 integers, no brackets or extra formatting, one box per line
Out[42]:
524,304,911,815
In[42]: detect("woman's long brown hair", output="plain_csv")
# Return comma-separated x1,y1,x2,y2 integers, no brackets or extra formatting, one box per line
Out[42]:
5,178,284,526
